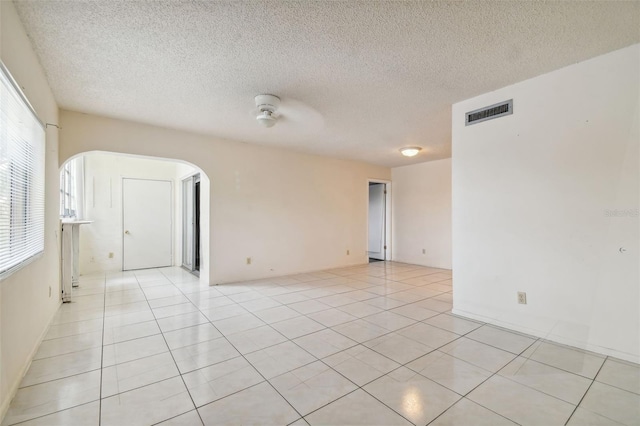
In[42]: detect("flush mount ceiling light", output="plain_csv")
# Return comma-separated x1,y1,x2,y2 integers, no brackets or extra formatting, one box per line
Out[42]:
255,94,280,128
400,146,422,157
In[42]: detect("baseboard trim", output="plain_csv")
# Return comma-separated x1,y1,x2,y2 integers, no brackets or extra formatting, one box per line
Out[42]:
451,308,640,364
0,300,62,423
390,256,452,271
212,259,371,285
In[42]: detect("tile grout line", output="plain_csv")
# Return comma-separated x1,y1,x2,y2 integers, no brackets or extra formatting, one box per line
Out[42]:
240,269,450,306
8,267,459,424
15,366,103,391
96,266,601,425
140,268,488,421
158,267,458,423
215,269,452,317
98,272,107,426
134,271,207,426
563,356,608,426
432,334,605,425
261,296,466,423
294,328,464,424
338,322,499,425
10,265,635,426
7,402,99,426
409,334,538,425
73,286,198,397
516,339,609,381
156,269,309,423
161,272,317,424
300,324,538,425
579,373,640,396
422,338,543,426
425,396,521,426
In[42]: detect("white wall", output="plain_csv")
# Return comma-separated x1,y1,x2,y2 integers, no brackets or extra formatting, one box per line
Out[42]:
0,2,61,419
79,152,185,274
59,111,391,284
452,45,639,362
392,159,452,269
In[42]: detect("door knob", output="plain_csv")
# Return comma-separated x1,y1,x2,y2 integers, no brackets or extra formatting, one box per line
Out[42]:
125,230,130,234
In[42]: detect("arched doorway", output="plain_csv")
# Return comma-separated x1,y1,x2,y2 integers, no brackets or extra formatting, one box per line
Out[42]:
59,151,210,283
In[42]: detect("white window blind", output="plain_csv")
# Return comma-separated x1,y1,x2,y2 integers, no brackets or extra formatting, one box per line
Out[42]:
0,62,46,279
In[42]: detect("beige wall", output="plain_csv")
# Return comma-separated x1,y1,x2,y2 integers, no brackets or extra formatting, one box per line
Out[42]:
0,2,62,419
59,111,391,284
391,159,452,269
452,44,639,362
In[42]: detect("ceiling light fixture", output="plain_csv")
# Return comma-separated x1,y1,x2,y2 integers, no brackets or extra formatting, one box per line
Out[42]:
400,146,422,157
255,94,280,128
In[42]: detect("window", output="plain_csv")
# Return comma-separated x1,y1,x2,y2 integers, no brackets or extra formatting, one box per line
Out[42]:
0,62,46,279
60,157,83,218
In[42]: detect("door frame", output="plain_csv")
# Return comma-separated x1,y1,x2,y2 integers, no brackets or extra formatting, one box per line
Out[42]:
181,173,201,275
366,179,392,261
122,177,174,271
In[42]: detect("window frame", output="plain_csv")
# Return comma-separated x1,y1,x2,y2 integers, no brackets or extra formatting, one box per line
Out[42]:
0,61,46,280
60,158,80,218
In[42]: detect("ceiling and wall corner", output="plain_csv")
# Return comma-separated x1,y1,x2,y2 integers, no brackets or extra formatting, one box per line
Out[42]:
11,1,640,167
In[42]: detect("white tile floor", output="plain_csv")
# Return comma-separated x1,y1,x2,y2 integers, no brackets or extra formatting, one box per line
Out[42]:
2,262,639,426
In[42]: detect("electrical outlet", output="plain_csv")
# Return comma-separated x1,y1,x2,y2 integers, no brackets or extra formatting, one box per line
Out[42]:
422,249,426,254
517,292,527,304
346,249,350,255
246,257,251,265
108,252,114,259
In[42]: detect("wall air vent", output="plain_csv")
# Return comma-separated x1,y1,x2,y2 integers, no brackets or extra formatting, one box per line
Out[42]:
465,99,513,126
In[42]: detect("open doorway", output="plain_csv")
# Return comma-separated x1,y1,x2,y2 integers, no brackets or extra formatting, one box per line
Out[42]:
182,173,201,276
368,180,391,262
59,151,209,283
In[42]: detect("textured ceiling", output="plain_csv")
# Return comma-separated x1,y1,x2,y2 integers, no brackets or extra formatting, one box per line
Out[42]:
13,1,640,167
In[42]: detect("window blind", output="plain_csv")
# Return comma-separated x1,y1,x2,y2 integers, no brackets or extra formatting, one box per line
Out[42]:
0,62,45,279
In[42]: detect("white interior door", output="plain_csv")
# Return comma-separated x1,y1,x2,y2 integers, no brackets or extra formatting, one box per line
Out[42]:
368,183,386,260
123,178,172,270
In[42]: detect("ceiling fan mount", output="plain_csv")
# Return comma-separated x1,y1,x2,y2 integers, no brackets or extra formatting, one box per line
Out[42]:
255,94,281,128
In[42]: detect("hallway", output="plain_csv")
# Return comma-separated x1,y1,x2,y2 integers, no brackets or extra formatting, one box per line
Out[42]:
2,263,638,425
